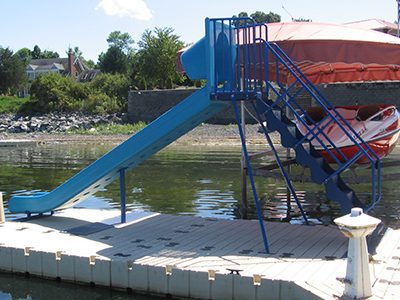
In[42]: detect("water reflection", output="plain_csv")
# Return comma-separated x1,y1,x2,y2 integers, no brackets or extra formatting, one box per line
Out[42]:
0,272,158,300
0,143,399,228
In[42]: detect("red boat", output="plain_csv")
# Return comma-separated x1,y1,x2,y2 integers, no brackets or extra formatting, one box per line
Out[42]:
296,104,400,164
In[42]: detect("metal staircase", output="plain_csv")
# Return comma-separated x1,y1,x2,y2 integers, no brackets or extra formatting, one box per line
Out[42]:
208,18,381,214
256,96,361,212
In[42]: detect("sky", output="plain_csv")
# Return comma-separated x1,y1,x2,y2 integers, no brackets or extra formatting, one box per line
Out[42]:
1,0,398,62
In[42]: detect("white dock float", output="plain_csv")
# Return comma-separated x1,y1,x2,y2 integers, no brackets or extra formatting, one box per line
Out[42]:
0,139,37,147
0,208,399,299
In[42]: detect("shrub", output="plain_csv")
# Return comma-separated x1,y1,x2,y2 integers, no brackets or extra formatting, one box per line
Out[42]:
89,73,129,111
84,92,120,115
30,72,89,112
28,72,128,114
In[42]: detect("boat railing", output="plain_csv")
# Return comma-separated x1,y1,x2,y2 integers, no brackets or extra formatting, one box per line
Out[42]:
359,105,396,123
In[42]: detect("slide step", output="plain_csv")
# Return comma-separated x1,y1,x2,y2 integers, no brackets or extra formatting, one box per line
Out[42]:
256,98,359,212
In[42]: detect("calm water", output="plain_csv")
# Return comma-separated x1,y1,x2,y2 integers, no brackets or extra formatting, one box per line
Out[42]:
0,141,399,299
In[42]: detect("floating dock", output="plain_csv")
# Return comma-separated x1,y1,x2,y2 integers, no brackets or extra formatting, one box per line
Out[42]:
0,139,37,147
0,209,399,299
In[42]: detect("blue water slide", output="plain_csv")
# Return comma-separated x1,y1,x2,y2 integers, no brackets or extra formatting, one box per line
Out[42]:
8,87,228,214
8,18,235,214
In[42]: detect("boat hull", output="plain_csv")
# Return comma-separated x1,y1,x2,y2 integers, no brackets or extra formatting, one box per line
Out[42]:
318,127,400,164
297,104,400,164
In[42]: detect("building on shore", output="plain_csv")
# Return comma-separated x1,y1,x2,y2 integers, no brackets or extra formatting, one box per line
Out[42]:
26,49,100,82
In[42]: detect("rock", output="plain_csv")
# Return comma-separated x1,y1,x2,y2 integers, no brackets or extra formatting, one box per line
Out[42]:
0,112,129,134
19,123,30,132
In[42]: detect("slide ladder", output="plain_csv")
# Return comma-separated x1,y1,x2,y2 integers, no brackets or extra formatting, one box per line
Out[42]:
208,18,381,213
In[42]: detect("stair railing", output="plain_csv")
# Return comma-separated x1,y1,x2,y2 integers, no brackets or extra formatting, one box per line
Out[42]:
260,39,381,210
207,18,381,210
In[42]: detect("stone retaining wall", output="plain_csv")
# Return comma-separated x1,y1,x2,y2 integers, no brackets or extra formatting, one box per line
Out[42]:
317,82,400,106
128,88,249,125
127,83,400,124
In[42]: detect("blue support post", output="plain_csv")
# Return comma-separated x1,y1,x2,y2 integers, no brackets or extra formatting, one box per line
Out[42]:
231,95,270,254
119,168,127,223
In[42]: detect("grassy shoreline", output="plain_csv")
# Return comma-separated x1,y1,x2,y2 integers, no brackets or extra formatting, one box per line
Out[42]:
0,96,30,113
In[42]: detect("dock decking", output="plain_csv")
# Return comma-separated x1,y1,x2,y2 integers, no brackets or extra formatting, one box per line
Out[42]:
0,209,399,299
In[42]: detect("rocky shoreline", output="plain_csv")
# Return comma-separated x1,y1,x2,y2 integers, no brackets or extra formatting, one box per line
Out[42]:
0,113,270,145
0,113,128,134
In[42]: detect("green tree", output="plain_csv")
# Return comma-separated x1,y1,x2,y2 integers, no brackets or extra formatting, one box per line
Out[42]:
41,49,59,59
233,11,281,25
250,11,281,23
31,45,59,59
0,47,26,94
85,59,96,69
232,12,251,26
98,46,128,74
232,12,249,19
135,27,184,89
97,31,134,74
31,45,41,59
107,31,134,53
15,48,32,65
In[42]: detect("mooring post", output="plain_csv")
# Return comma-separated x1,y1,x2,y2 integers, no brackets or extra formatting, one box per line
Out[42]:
334,207,381,299
0,192,5,223
119,168,127,224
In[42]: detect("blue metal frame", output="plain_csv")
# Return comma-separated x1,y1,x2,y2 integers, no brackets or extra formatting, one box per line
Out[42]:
119,168,127,224
207,17,381,212
263,40,381,210
231,95,270,253
253,99,309,225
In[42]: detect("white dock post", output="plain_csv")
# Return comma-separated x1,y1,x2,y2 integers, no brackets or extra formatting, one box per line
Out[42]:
0,192,5,223
334,207,381,299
